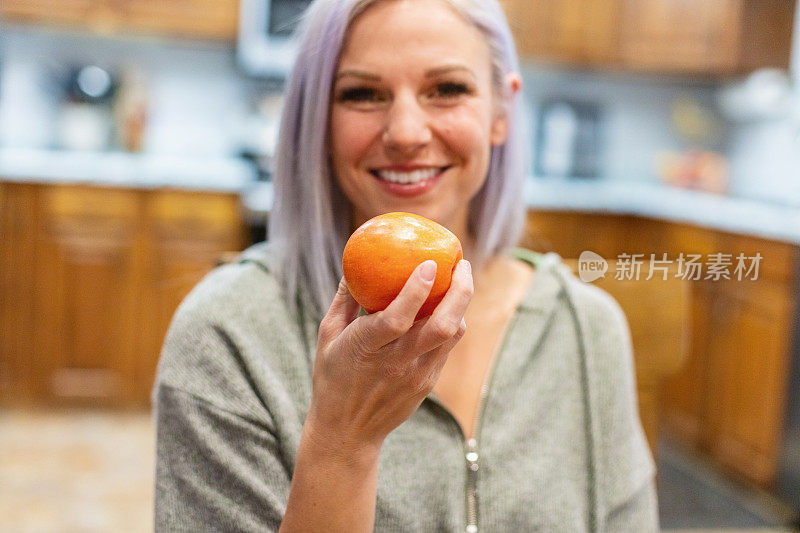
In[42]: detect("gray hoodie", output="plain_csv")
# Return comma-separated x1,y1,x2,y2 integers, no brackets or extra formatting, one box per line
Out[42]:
153,243,658,532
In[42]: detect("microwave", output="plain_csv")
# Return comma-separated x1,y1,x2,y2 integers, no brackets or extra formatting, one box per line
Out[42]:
237,0,313,77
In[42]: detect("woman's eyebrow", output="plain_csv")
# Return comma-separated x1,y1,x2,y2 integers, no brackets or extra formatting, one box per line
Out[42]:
335,69,381,81
335,64,476,81
424,65,476,79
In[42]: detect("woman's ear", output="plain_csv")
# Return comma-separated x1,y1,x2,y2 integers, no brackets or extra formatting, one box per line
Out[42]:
490,113,509,146
509,72,522,94
490,72,522,146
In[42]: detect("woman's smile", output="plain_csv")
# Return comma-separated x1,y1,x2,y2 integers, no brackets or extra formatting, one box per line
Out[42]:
368,165,451,197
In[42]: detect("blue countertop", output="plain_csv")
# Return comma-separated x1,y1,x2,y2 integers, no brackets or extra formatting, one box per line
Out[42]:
0,148,256,192
523,179,800,245
244,179,800,245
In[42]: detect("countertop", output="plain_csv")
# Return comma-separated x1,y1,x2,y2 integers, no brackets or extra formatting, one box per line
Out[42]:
2,148,798,245
244,179,800,245
0,148,256,192
523,179,800,245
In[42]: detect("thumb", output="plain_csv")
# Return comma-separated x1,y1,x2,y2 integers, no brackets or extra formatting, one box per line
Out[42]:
319,276,362,341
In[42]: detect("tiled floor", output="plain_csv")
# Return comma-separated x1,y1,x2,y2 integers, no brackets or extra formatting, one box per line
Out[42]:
657,439,799,531
0,409,797,532
0,410,154,533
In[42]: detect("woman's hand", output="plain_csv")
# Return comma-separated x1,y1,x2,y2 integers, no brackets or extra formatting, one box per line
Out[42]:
306,258,473,458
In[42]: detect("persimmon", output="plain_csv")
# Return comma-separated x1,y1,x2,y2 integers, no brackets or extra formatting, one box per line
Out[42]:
343,212,463,320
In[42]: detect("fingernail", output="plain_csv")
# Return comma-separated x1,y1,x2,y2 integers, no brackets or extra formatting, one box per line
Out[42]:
460,259,471,275
419,260,437,282
460,317,467,330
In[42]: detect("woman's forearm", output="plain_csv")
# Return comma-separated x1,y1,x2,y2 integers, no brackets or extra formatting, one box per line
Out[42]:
280,422,382,532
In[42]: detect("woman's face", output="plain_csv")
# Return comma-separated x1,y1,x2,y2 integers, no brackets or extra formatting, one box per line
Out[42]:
329,0,509,236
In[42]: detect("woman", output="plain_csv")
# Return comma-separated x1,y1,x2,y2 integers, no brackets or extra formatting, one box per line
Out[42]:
153,0,659,531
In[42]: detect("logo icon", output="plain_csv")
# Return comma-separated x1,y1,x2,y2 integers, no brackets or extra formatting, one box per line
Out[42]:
578,251,608,282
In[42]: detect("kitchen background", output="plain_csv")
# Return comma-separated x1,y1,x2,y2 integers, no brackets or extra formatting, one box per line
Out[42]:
1,0,800,531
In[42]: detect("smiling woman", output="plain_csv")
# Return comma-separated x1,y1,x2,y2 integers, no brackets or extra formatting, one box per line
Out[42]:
152,1,659,531
268,0,528,322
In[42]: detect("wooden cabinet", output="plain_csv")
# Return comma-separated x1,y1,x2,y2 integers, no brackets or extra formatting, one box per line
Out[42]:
703,279,794,486
660,226,797,487
34,186,142,407
0,0,240,41
501,0,796,76
0,183,39,403
503,0,619,67
0,182,247,409
524,210,799,488
616,0,741,74
137,190,246,403
121,0,240,41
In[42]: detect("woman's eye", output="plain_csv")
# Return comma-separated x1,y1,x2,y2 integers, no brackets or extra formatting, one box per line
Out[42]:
431,82,470,99
338,87,383,103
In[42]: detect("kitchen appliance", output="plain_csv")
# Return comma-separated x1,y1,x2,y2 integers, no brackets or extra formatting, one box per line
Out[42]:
58,65,118,151
236,88,285,182
535,99,602,179
237,0,313,77
716,68,796,122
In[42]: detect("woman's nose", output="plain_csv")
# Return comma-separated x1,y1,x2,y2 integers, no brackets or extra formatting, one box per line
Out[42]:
381,93,432,152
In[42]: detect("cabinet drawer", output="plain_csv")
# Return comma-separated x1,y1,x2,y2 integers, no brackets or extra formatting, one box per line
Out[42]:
2,0,125,34
41,186,140,237
148,190,243,241
121,0,239,40
43,186,139,220
2,0,239,40
716,232,799,285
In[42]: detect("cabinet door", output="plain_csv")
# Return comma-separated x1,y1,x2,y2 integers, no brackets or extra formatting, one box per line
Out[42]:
504,0,618,66
138,190,246,405
120,0,240,41
0,183,40,405
1,0,125,35
35,186,143,407
617,0,741,74
661,278,715,448
1,0,239,41
737,0,797,73
660,224,721,447
704,280,794,488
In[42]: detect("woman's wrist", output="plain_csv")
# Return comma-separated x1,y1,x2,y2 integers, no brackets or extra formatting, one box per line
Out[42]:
282,415,382,532
300,412,383,472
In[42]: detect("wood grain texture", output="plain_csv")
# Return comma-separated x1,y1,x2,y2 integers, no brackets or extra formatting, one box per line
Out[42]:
0,182,247,409
499,0,794,76
526,209,799,488
0,0,240,41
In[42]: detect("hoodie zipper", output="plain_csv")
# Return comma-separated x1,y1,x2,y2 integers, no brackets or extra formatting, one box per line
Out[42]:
462,312,520,533
465,437,480,533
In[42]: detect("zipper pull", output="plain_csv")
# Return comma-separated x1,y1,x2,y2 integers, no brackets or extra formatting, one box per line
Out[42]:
466,438,479,467
465,438,479,533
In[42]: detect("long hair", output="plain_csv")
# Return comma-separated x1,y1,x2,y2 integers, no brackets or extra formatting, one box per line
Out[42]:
268,0,529,324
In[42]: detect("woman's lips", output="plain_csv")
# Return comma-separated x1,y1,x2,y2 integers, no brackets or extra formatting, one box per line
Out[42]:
369,166,449,198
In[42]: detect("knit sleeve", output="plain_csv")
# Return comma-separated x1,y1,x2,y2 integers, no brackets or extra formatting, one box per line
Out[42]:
154,385,290,532
151,262,301,532
553,262,659,532
588,287,659,532
603,476,659,532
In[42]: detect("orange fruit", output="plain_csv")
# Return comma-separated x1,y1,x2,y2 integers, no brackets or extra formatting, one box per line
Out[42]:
343,212,463,320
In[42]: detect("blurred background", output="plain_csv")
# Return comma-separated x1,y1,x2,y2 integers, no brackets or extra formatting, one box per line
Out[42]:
1,0,800,531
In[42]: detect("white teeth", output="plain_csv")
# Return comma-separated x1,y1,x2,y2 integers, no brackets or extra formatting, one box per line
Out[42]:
376,167,441,184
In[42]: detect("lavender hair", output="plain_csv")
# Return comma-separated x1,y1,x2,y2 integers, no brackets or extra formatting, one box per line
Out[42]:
267,0,529,323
